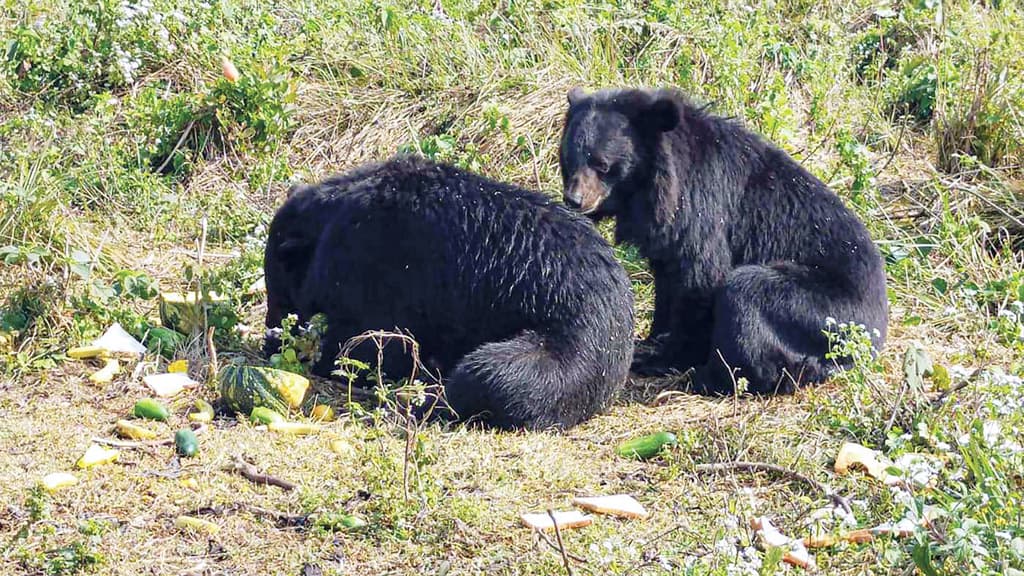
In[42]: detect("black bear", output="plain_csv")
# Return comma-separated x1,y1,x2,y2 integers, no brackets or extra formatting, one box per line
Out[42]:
559,87,888,395
263,155,635,430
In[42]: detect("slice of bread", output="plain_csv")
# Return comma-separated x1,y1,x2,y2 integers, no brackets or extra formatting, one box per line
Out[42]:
572,494,649,519
520,510,593,531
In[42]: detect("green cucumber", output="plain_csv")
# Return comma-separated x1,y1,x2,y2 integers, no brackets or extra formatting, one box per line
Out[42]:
250,406,285,425
316,512,367,532
615,431,678,460
174,429,199,457
133,398,170,421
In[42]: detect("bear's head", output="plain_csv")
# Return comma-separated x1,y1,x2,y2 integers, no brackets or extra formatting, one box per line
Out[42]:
559,87,680,223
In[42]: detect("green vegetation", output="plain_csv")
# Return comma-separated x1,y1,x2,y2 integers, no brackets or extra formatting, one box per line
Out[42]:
1,0,1022,574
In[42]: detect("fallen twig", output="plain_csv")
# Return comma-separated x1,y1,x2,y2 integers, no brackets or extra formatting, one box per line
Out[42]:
155,119,196,174
931,369,981,405
695,461,851,514
547,508,575,576
534,527,588,564
228,455,296,491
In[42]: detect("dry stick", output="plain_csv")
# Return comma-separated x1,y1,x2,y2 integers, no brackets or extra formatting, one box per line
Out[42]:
883,374,911,439
526,133,543,191
229,455,296,491
534,529,589,564
546,509,575,576
155,119,197,174
695,461,851,514
877,121,907,177
206,326,218,382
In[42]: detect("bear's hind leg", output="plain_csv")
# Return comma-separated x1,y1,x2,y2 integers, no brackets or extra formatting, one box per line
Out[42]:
694,264,857,395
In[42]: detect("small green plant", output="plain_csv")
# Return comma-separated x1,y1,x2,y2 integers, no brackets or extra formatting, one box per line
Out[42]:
835,129,877,203
813,320,889,441
269,313,327,375
887,57,937,122
44,541,105,575
398,133,486,172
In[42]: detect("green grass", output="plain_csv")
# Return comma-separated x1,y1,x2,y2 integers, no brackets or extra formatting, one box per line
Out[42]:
2,0,1023,574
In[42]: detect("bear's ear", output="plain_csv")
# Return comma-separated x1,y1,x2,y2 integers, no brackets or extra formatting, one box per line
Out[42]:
567,86,587,106
642,98,680,133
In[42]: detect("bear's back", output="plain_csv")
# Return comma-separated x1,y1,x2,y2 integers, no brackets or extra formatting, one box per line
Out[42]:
308,155,633,330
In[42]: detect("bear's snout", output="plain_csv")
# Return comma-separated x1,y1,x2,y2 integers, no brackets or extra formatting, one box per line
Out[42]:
563,168,604,214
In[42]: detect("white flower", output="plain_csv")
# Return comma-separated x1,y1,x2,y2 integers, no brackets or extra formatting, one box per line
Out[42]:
983,420,1002,446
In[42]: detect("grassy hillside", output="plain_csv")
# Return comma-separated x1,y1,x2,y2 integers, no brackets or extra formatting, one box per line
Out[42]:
1,0,1023,574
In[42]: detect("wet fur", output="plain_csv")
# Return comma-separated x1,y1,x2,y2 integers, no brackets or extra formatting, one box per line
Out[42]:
264,155,635,430
560,87,889,394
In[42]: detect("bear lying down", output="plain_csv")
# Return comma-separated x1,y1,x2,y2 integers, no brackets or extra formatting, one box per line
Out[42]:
264,155,635,431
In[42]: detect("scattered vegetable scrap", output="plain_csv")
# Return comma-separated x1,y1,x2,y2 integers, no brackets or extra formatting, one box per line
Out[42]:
134,398,171,422
218,364,309,417
310,404,336,422
267,421,321,435
803,524,914,548
615,431,678,460
317,512,367,531
750,516,816,571
571,494,649,519
834,442,899,485
175,515,220,535
168,359,188,373
328,438,355,457
41,472,78,492
143,372,198,397
159,291,229,335
76,444,120,469
520,510,592,531
188,399,216,423
250,406,285,425
175,429,200,457
88,358,120,384
66,346,106,360
115,419,158,440
90,323,148,357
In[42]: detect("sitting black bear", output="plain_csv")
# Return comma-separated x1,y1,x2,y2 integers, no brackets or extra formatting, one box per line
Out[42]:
264,155,635,430
559,87,888,394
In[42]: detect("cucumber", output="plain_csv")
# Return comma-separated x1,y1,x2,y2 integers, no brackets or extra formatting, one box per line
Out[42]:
316,512,367,531
250,406,285,425
133,398,170,421
174,429,199,457
615,431,678,460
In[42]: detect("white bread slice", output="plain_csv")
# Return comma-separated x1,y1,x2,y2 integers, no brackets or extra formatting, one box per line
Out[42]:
520,510,593,531
572,494,649,519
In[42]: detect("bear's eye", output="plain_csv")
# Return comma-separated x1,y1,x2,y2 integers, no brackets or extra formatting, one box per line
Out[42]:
589,158,611,175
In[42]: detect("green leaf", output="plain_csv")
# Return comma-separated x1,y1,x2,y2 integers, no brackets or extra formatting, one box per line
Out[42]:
903,344,933,392
911,542,941,576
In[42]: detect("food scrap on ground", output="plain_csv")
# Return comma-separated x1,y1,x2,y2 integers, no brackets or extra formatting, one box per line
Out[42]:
572,494,649,519
76,444,120,469
142,372,198,397
520,510,593,531
750,516,816,571
41,472,79,492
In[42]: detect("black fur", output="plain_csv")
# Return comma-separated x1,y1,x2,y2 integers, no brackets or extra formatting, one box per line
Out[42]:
264,155,635,430
559,87,889,394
